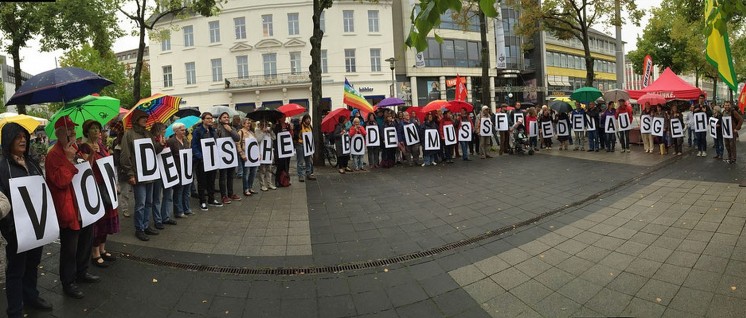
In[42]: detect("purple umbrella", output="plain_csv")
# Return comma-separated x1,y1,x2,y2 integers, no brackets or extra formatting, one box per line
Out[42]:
377,97,405,107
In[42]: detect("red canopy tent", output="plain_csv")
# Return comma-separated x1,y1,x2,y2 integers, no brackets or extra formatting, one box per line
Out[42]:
628,67,706,100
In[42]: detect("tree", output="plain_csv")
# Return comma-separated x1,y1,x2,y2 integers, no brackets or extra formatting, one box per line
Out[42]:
59,43,139,109
116,0,223,105
515,0,642,87
310,0,333,166
0,0,121,114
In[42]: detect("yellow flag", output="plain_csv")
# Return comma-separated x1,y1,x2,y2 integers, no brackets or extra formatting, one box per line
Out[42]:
705,0,738,91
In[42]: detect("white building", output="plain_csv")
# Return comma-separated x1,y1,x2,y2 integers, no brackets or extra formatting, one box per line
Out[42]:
149,0,396,114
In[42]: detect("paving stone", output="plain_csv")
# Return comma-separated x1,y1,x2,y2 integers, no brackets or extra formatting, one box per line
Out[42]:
420,272,461,298
278,298,316,318
599,251,635,271
557,277,603,304
622,297,667,317
694,255,729,273
473,256,510,277
668,287,714,316
592,236,626,250
514,257,552,278
432,289,479,317
677,239,708,254
724,260,746,278
707,294,746,318
480,292,534,318
386,282,429,307
353,289,394,315
575,245,613,263
607,272,649,296
639,246,675,263
508,279,553,305
580,263,618,286
616,241,649,256
555,239,588,255
653,263,691,285
636,279,681,306
395,299,443,318
665,250,700,268
498,248,532,266
490,267,531,291
534,292,582,318
536,248,571,266
318,294,357,318
584,287,633,316
449,264,486,287
462,278,506,304
534,267,575,291
555,255,595,277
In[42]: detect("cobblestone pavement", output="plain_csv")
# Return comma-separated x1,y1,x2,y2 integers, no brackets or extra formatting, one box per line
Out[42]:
1,142,745,317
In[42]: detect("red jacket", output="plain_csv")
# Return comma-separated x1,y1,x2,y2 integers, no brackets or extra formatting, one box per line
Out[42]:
46,144,81,230
526,115,538,135
349,126,366,136
615,104,633,119
439,118,454,140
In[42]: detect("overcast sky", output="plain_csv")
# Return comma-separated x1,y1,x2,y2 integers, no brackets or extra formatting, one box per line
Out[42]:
7,0,663,76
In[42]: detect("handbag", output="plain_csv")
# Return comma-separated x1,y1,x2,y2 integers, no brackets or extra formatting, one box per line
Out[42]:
0,191,11,219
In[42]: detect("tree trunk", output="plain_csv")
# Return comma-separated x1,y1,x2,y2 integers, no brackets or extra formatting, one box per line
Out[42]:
310,0,326,166
11,45,25,114
478,11,491,108
132,17,147,105
582,31,594,87
712,76,717,103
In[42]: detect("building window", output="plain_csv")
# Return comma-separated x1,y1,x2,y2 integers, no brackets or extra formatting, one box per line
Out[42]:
370,48,381,72
320,11,325,33
288,13,299,36
290,51,302,74
441,39,455,66
161,32,171,51
368,10,379,32
211,58,222,82
263,53,277,77
183,25,194,47
236,55,249,78
343,10,354,33
467,41,479,67
234,17,246,39
344,49,356,72
262,14,273,37
321,49,328,73
185,62,196,85
208,21,220,43
162,65,173,87
438,9,479,32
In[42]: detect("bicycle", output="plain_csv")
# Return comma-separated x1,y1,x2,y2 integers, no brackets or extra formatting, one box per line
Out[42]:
322,135,338,167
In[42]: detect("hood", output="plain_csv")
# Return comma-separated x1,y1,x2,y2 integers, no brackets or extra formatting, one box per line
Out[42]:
1,122,30,157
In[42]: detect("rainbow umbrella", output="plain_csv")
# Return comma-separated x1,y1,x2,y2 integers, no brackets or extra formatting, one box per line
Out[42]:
123,93,181,130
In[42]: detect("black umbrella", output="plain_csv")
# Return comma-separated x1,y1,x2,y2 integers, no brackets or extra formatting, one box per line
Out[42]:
174,107,201,118
519,102,536,108
549,100,573,113
246,108,283,122
6,67,113,105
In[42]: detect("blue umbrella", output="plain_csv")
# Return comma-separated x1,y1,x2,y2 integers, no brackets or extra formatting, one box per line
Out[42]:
165,115,200,138
6,67,113,106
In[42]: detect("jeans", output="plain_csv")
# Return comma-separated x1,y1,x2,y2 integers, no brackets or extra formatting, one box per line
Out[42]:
606,133,616,150
687,127,694,147
618,130,630,149
423,153,434,165
59,226,93,286
236,156,244,177
696,132,708,152
219,167,235,197
153,180,173,224
367,147,380,167
172,184,185,216
715,136,724,157
459,141,469,159
1,226,42,318
133,182,154,231
352,154,364,169
587,130,598,150
598,127,606,149
295,144,313,178
242,166,258,192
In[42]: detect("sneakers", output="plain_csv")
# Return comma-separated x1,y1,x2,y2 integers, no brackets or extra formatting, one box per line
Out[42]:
222,196,232,205
421,163,426,167
208,199,223,207
261,186,268,191
230,194,241,201
269,185,277,190
200,203,208,211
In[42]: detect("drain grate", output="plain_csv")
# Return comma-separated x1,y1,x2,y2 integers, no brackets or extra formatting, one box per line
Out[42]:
117,155,680,276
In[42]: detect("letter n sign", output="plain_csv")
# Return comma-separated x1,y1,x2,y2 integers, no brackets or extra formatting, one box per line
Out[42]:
10,176,60,253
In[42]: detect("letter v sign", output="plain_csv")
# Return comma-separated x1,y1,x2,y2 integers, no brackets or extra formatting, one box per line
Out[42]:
18,185,47,240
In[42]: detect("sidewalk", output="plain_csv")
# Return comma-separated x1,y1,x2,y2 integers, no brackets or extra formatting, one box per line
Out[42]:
1,142,745,317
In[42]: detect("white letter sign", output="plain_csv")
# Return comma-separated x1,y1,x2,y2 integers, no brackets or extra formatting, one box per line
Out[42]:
351,135,365,155
540,121,554,138
618,113,632,131
366,126,380,147
443,124,457,145
495,113,509,131
260,138,273,164
157,148,180,189
479,118,493,136
200,138,219,172
694,112,707,132
529,121,538,137
403,123,419,146
277,132,294,159
71,162,104,228
640,115,652,134
302,132,314,156
341,134,351,155
572,115,585,131
459,122,472,142
556,120,570,136
604,116,616,134
585,115,596,131
670,119,684,138
651,117,664,136
244,138,261,167
709,117,718,138
179,149,194,185
722,117,733,139
95,155,119,209
425,130,440,150
10,176,59,253
134,138,159,181
383,127,398,148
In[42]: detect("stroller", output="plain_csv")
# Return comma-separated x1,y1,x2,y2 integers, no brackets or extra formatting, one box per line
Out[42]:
509,120,534,155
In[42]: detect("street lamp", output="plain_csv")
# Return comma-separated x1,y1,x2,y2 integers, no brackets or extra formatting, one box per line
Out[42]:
386,57,397,97
507,93,513,105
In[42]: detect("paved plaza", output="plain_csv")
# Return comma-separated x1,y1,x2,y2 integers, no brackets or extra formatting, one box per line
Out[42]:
2,141,746,317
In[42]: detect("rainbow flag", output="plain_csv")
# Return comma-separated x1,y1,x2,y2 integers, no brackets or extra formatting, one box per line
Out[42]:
343,78,374,114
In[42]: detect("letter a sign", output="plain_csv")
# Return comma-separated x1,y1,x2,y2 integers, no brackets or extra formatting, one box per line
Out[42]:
10,176,60,253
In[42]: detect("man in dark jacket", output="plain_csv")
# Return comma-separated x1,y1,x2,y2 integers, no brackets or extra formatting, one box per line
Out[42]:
586,102,601,151
191,112,222,211
120,110,160,241
0,123,53,316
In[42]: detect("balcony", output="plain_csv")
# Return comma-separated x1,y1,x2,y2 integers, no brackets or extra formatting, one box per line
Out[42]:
224,72,311,90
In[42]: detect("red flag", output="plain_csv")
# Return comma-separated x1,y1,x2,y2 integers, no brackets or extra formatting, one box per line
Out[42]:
738,83,746,113
642,55,653,88
455,74,467,101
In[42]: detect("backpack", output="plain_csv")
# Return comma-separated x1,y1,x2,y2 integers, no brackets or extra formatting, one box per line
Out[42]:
278,170,291,187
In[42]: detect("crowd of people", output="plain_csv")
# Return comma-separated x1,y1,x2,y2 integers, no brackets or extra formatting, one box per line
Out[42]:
0,93,743,316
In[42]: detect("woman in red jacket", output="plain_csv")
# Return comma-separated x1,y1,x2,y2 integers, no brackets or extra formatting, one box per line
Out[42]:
348,118,367,170
615,99,634,152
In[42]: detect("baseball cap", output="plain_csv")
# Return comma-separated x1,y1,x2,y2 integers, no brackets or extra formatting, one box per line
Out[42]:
54,116,78,129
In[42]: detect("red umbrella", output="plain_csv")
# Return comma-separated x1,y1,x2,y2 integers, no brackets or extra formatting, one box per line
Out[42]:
277,103,306,117
321,108,351,134
446,100,474,113
637,93,667,108
422,100,449,113
407,106,425,123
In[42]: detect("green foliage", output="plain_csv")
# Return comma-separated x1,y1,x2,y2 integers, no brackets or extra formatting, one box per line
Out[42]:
59,43,136,107
406,0,498,52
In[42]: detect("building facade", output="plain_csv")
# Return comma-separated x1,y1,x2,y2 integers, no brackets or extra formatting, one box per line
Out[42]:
543,29,621,100
115,46,150,72
0,55,32,111
149,0,396,114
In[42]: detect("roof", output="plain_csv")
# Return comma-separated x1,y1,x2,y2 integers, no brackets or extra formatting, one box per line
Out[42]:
628,67,705,100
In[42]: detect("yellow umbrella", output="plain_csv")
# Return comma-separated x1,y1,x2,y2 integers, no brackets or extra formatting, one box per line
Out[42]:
0,114,42,141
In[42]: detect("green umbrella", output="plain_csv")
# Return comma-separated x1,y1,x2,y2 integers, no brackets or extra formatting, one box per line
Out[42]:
46,95,120,140
570,87,603,104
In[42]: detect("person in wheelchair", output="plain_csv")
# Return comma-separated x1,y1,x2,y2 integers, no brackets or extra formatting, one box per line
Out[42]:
510,119,533,155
